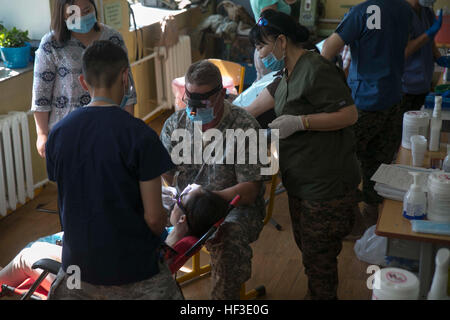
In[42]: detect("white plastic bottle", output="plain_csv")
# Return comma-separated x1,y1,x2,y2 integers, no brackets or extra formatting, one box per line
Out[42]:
429,95,442,152
443,144,450,173
444,52,449,83
445,52,449,83
403,172,427,220
445,66,449,83
427,248,450,300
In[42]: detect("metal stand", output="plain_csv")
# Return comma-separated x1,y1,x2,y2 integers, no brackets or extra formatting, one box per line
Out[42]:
265,182,285,231
36,203,58,214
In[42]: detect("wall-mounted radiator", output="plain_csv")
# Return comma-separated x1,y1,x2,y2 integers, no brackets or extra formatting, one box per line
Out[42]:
131,35,192,121
0,112,34,217
154,35,192,111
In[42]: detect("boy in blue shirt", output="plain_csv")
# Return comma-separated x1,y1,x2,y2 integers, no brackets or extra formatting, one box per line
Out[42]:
321,0,413,237
46,40,183,300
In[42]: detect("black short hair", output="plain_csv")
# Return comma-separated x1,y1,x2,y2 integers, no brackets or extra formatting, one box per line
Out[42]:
250,9,309,47
82,40,128,88
184,188,229,238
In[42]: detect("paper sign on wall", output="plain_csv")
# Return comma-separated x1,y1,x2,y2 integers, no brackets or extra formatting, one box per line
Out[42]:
104,1,122,30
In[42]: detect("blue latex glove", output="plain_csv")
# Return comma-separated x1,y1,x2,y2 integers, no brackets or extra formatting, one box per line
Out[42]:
426,9,443,39
442,90,450,99
437,56,450,68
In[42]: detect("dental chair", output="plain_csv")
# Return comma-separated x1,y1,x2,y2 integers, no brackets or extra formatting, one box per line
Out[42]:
0,259,60,300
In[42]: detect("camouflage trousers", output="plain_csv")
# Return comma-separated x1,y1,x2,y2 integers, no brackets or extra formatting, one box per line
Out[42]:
354,103,403,205
205,205,265,300
288,189,358,300
399,93,428,114
47,261,184,300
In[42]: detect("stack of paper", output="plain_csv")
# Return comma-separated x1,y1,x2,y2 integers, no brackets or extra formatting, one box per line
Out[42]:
370,164,435,201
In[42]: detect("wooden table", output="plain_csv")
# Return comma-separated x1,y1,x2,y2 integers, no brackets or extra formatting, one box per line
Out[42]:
375,140,450,299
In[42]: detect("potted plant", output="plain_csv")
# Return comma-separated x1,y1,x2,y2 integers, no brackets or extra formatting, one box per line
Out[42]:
0,26,31,69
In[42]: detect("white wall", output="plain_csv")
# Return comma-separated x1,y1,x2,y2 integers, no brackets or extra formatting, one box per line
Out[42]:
0,0,52,40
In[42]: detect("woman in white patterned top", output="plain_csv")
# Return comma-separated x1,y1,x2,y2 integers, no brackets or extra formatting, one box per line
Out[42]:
31,0,137,158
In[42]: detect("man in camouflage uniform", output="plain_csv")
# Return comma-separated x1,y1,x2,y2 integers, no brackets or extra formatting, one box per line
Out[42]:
160,60,269,299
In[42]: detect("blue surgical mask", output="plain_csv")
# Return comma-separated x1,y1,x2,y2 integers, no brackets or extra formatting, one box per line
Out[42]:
66,12,97,34
262,53,285,71
186,106,215,125
120,87,132,109
119,73,133,109
261,39,285,71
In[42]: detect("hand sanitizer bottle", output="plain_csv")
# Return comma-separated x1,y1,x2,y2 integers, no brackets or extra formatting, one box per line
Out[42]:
429,95,442,152
403,172,427,220
427,248,450,300
443,144,450,173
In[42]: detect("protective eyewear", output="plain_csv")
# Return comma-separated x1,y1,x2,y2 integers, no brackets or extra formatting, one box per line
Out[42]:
255,17,284,36
183,84,223,115
257,17,268,27
176,194,192,231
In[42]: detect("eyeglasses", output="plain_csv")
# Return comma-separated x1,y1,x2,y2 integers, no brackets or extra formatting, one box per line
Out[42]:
176,194,188,215
183,84,222,102
257,17,268,27
181,93,213,108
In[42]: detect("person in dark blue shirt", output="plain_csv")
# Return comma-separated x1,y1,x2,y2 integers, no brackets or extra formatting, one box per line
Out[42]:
321,0,413,239
45,40,183,300
400,1,447,135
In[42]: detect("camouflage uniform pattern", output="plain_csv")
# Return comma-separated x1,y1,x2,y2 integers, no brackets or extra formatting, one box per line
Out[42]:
399,93,428,116
48,261,184,300
288,189,359,300
354,103,403,205
160,101,269,299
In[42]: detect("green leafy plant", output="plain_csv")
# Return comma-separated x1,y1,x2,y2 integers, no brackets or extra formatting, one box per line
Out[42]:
0,27,30,48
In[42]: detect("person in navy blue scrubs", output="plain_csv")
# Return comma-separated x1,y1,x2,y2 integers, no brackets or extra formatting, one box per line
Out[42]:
321,0,413,238
400,0,448,131
46,41,183,300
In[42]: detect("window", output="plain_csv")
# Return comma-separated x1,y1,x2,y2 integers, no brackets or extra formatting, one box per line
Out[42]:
0,0,52,41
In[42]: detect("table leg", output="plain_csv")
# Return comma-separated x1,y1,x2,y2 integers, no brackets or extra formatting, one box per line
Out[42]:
419,242,434,300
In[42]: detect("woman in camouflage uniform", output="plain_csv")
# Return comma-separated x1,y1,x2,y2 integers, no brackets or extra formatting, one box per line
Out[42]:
250,10,361,300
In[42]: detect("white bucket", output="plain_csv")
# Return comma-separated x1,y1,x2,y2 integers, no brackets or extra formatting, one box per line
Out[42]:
402,111,430,150
427,171,450,223
372,267,419,300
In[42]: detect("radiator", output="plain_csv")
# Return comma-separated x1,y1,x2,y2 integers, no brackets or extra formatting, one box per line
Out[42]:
154,35,192,111
130,35,192,122
0,112,34,216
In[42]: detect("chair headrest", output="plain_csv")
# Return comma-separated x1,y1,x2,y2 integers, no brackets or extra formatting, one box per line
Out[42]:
169,236,199,274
